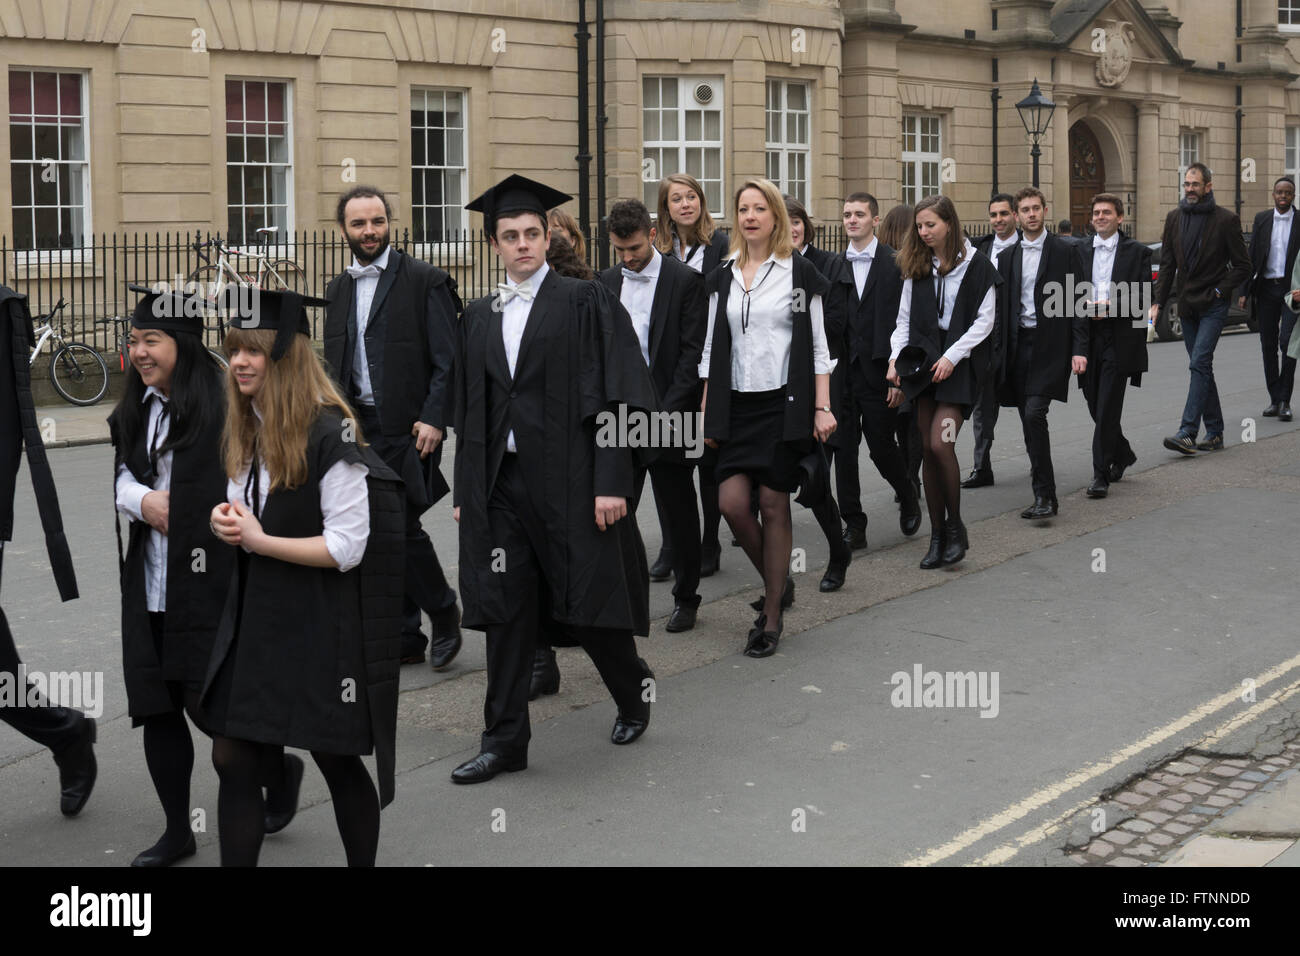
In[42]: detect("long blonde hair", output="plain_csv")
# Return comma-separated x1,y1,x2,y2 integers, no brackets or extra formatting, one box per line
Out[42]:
654,173,717,254
222,328,362,491
547,208,587,263
729,178,795,270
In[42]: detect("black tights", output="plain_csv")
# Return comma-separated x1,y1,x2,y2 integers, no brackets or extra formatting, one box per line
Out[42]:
212,736,379,867
719,475,791,627
140,709,195,854
915,396,964,529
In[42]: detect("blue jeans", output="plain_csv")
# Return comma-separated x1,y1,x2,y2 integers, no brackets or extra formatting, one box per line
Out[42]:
1178,300,1227,439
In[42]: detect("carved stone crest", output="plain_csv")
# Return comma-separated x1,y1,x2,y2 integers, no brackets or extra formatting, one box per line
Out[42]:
1094,20,1135,88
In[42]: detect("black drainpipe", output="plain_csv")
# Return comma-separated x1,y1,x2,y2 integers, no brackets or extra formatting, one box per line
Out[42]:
991,58,1000,195
576,1,591,241
1235,85,1243,218
595,0,609,269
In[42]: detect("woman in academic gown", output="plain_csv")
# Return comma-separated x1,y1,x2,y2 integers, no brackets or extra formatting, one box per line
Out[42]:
886,196,999,569
700,178,836,657
655,173,731,577
206,290,400,867
109,286,255,867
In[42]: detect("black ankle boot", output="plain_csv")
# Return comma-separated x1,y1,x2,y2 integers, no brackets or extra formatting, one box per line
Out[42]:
941,518,968,565
920,527,946,569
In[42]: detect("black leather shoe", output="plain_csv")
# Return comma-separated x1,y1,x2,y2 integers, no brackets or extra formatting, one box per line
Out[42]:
53,716,96,817
899,494,922,537
819,547,851,592
1108,449,1137,483
699,544,720,578
429,605,463,670
961,469,994,489
919,528,946,570
743,614,782,658
399,632,427,665
1163,434,1197,456
1020,496,1059,519
665,604,697,632
1263,402,1281,417
1280,403,1294,422
529,646,560,700
750,575,795,612
264,753,304,834
451,751,527,784
649,550,673,581
1086,478,1109,499
612,658,652,744
1195,434,1224,451
842,526,868,551
131,833,197,868
940,518,968,565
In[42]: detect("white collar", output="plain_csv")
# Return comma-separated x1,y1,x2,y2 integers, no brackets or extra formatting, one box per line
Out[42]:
1276,208,1294,220
848,236,878,257
625,248,662,279
507,259,549,291
349,244,392,273
932,238,976,272
992,232,1018,249
141,384,168,405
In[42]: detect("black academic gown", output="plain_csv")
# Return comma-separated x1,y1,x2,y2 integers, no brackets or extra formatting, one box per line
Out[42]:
109,369,233,722
454,271,658,638
998,234,1086,405
1072,234,1152,388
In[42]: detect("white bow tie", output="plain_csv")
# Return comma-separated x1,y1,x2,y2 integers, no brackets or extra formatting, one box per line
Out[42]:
1021,237,1045,251
1093,235,1117,251
347,263,382,279
846,248,873,263
495,281,534,305
622,268,653,282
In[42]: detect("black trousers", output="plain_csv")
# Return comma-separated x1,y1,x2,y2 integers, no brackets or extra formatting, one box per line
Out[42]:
654,444,722,554
1011,329,1057,499
482,455,647,757
0,604,85,751
1083,323,1134,484
841,365,916,533
968,382,1001,474
634,462,701,608
1256,278,1297,405
354,404,456,637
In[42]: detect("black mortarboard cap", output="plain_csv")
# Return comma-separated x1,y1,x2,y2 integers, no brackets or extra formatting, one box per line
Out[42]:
226,288,330,362
465,174,572,232
127,283,207,336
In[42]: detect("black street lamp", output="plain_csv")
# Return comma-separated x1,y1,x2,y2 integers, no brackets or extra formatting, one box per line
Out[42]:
1015,78,1056,189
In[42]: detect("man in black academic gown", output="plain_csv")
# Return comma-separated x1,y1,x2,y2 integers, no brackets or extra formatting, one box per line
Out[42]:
600,198,706,633
964,193,1020,487
0,284,95,816
323,185,463,669
1071,193,1152,499
451,175,657,783
823,192,922,570
997,187,1087,519
1239,177,1300,421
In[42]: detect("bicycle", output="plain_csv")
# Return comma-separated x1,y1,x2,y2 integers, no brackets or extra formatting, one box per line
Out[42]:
30,298,110,406
188,227,310,303
99,315,229,373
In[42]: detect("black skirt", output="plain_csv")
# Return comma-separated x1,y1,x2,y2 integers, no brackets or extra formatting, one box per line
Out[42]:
714,388,803,492
910,380,974,422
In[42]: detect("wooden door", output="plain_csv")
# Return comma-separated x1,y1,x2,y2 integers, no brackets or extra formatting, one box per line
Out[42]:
1069,122,1105,233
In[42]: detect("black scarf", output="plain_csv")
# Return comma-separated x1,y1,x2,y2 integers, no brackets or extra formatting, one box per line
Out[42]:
1179,191,1217,272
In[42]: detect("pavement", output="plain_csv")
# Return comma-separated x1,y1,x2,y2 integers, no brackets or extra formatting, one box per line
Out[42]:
4,328,1300,868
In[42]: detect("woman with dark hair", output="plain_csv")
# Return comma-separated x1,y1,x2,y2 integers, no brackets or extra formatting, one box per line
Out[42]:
655,173,731,577
701,178,836,657
548,208,588,264
546,231,596,280
785,195,837,276
877,204,914,251
206,291,400,866
886,196,999,569
110,286,297,867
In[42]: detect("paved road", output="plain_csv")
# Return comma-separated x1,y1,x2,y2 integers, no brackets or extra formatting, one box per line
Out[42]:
2,328,1298,865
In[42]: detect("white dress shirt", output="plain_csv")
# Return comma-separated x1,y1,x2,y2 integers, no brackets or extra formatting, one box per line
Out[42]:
226,406,371,573
1266,209,1294,279
698,253,835,390
990,232,1019,267
1017,233,1046,328
672,235,707,274
846,236,878,299
350,245,392,406
890,238,997,367
619,248,660,366
499,260,550,452
114,386,171,613
1091,232,1119,306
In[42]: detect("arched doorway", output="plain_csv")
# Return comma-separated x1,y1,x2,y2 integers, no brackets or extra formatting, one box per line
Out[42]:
1069,121,1106,233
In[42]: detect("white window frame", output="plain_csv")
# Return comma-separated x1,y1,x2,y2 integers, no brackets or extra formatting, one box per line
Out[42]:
1280,0,1300,31
410,88,469,250
1286,126,1300,183
765,79,811,205
642,75,725,219
900,113,942,207
224,77,294,248
1178,129,1203,182
8,68,92,258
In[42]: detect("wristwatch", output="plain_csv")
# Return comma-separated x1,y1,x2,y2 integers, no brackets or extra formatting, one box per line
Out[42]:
816,406,832,412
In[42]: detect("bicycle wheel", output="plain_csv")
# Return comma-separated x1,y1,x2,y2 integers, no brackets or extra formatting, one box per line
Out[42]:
262,259,310,295
186,265,233,319
49,343,110,406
